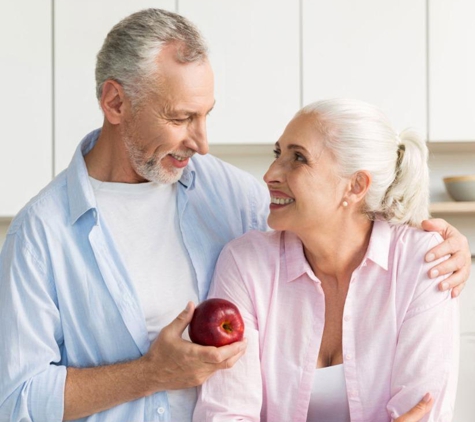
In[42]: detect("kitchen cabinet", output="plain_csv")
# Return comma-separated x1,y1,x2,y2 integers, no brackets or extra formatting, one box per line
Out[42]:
0,1,52,217
429,0,475,142
54,0,176,175
302,0,427,137
179,0,300,145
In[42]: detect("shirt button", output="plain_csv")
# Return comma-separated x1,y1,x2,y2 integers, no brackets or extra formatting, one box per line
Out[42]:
345,354,352,360
344,315,351,322
157,407,165,415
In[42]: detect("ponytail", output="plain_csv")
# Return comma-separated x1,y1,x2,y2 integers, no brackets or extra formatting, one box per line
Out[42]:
379,129,429,227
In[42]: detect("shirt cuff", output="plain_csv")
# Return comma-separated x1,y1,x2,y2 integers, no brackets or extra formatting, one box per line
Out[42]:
28,365,66,422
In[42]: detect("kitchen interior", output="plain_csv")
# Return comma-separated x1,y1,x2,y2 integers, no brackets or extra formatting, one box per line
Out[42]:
0,0,474,420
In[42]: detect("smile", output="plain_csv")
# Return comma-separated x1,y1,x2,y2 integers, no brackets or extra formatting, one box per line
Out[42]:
270,197,295,205
170,153,188,161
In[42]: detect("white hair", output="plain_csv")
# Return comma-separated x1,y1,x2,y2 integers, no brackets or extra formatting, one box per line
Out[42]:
95,8,208,107
298,99,429,227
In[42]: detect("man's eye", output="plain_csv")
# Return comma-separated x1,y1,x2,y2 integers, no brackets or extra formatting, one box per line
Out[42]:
273,149,281,158
171,117,190,124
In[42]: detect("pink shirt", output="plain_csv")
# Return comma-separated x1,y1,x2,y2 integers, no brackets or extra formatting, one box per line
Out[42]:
193,221,459,422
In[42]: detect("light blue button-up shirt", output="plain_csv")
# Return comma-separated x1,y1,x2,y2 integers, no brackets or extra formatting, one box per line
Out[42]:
0,130,269,422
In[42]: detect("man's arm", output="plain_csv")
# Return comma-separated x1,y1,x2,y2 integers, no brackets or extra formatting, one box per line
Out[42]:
63,302,246,420
422,218,471,297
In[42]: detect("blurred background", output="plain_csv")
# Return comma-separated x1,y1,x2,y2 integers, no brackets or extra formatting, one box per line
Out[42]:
0,1,474,419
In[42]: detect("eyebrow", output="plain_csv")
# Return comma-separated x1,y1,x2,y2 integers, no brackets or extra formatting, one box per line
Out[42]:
166,100,216,117
275,142,310,154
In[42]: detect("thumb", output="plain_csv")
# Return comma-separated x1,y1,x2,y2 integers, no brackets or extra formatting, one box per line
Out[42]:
421,218,446,236
167,301,195,337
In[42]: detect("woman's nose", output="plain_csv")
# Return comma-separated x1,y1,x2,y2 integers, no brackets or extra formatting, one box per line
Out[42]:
263,160,283,185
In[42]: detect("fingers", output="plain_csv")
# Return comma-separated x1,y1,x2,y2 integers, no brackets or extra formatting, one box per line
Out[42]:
166,302,195,337
199,339,247,366
394,393,433,422
423,220,470,265
451,282,466,298
425,236,460,264
435,271,468,297
426,251,471,294
423,219,471,295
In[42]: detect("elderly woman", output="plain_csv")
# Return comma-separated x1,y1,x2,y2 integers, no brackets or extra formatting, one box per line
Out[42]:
193,99,459,422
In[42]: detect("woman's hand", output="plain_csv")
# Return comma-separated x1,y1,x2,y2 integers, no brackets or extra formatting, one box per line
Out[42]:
422,218,471,298
393,393,433,422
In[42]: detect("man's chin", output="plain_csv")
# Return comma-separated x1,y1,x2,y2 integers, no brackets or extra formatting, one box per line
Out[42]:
147,168,184,184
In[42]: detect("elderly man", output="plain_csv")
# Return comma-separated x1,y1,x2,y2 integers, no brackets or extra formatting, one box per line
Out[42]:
0,8,470,422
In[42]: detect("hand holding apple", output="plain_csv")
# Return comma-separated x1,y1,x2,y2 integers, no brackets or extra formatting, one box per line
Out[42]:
188,298,245,347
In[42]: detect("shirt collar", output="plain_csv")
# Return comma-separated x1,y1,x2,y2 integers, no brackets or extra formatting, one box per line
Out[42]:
364,220,390,271
283,219,390,282
284,231,319,283
67,129,198,225
67,129,101,225
178,164,195,189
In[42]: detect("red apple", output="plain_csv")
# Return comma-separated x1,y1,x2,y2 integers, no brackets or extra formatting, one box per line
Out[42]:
188,298,245,347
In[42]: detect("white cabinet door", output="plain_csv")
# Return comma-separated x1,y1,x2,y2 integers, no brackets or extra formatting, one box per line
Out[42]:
179,0,300,145
54,1,176,175
303,0,426,137
429,0,475,142
0,1,52,217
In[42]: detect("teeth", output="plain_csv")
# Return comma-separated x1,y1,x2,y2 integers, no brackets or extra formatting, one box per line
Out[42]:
171,154,187,161
270,197,295,205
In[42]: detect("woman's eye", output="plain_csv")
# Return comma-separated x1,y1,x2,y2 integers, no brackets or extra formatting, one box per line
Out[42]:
294,153,306,162
273,149,281,158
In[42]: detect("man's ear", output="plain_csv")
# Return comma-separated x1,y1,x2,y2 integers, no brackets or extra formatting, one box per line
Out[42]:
349,171,372,203
100,80,127,125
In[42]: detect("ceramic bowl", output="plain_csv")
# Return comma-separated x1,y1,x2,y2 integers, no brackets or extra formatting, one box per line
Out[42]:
443,175,475,201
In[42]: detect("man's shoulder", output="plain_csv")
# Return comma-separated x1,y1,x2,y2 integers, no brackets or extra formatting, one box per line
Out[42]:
7,170,69,236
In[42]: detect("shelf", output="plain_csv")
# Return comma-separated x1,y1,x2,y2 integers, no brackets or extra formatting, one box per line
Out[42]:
430,202,475,215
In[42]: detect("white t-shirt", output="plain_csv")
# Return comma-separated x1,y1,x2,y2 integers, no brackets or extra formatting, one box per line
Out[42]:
90,177,199,421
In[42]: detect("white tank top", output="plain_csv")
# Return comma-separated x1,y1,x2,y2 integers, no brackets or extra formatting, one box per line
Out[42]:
307,364,351,422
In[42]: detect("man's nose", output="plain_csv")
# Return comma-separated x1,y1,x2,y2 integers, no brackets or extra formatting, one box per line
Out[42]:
186,119,209,155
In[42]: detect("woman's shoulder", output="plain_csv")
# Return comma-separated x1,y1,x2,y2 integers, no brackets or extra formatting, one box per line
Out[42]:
388,222,444,256
384,223,451,307
222,229,283,254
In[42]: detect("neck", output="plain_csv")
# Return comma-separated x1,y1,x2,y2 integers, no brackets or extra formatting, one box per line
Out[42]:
299,215,373,286
84,121,144,183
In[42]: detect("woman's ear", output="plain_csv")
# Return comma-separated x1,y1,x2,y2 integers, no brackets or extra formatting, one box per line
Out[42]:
349,171,372,202
100,80,126,125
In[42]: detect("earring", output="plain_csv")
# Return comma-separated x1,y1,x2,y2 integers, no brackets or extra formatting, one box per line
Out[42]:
342,201,348,207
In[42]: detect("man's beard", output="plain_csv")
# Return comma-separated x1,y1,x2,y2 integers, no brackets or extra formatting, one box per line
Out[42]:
122,127,192,184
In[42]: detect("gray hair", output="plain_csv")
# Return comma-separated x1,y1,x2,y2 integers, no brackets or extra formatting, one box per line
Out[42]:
95,8,208,107
298,99,429,227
